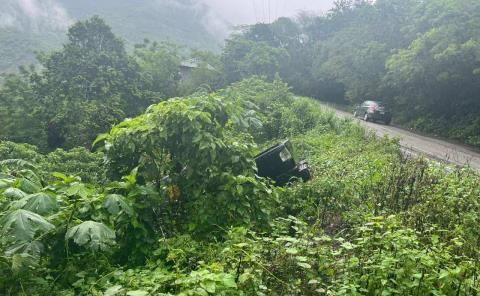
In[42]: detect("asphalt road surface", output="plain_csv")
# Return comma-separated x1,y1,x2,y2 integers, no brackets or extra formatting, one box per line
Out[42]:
320,104,480,170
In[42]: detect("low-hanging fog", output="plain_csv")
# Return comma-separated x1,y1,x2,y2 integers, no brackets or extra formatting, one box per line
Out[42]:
0,0,72,31
202,0,335,24
0,0,336,72
0,0,335,33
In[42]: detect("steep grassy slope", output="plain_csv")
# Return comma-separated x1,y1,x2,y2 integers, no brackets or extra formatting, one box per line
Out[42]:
1,78,480,294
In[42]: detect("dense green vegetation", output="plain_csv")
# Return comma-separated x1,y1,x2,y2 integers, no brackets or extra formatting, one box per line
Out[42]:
222,0,480,147
1,77,480,295
3,0,479,148
0,17,222,151
1,2,480,294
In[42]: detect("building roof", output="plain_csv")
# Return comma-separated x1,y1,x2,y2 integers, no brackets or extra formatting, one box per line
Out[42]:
180,58,216,71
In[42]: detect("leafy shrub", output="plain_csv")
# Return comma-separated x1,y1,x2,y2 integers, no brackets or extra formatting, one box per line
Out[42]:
42,148,105,184
92,216,478,295
221,76,294,141
0,141,104,184
0,160,114,294
100,93,278,237
0,140,42,162
1,78,480,295
222,77,355,143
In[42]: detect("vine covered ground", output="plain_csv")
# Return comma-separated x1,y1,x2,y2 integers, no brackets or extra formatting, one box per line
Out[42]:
1,78,479,295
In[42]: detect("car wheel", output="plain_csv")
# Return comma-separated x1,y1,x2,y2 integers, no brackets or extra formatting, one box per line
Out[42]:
353,110,358,117
364,113,369,121
385,118,391,125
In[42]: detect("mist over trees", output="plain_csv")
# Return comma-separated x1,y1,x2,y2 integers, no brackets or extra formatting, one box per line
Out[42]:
0,0,228,73
1,0,479,150
0,17,221,150
224,0,480,146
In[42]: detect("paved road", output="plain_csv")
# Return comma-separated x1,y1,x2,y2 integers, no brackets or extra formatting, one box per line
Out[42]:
320,104,480,170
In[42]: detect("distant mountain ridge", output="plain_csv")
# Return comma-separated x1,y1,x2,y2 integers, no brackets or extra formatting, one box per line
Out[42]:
0,0,230,73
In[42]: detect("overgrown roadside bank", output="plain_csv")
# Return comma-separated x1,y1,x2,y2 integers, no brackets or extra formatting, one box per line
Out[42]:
1,77,479,295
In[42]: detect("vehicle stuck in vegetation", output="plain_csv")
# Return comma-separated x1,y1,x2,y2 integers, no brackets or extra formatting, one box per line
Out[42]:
255,140,312,186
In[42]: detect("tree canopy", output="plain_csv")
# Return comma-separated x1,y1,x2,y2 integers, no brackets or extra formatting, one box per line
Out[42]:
0,17,223,151
221,0,480,147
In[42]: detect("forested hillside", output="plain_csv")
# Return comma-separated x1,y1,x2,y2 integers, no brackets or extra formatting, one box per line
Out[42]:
0,17,223,150
222,0,480,147
0,0,227,73
2,76,480,295
1,1,480,294
58,0,227,51
3,0,478,147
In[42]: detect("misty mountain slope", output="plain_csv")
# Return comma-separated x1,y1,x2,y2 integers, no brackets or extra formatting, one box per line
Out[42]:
58,0,228,50
0,0,70,72
0,30,54,72
0,0,229,73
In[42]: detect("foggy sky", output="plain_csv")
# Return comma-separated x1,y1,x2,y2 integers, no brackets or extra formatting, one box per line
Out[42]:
202,0,336,24
0,0,336,35
0,0,72,31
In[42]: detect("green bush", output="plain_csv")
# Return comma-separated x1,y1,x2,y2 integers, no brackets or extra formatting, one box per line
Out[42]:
2,78,480,295
0,140,42,162
221,76,294,141
0,141,104,184
100,93,278,237
42,148,105,184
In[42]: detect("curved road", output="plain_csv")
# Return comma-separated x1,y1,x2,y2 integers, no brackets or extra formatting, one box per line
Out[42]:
320,104,480,170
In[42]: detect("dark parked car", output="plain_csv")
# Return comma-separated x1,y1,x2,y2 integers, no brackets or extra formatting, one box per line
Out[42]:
255,140,311,186
354,100,392,124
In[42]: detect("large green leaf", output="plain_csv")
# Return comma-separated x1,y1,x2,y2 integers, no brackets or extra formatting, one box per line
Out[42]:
2,188,28,200
66,221,116,252
104,285,125,296
1,209,55,241
5,241,44,257
21,193,59,215
104,194,133,216
18,169,42,186
52,172,78,184
0,179,15,189
19,178,41,194
65,183,89,199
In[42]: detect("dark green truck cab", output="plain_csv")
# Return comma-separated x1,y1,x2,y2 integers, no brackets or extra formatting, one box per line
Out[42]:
255,140,312,186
